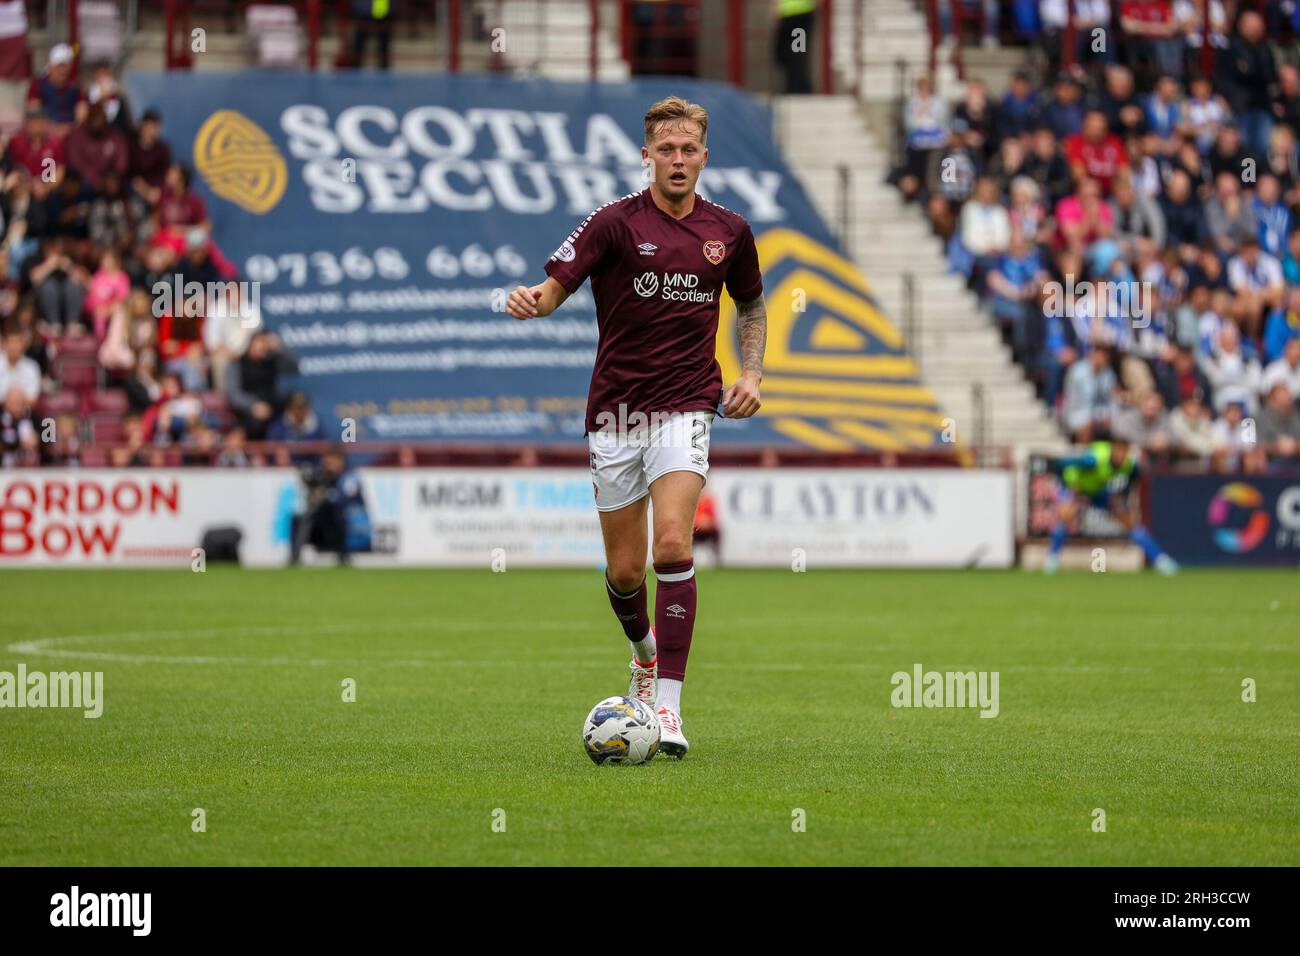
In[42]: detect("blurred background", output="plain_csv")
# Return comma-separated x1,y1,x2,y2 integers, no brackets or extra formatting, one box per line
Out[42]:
1,0,1298,571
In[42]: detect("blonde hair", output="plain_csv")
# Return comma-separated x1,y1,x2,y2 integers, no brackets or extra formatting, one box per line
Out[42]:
644,96,708,146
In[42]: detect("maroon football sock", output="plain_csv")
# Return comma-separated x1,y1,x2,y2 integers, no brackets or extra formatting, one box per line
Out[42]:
653,560,696,681
605,573,652,649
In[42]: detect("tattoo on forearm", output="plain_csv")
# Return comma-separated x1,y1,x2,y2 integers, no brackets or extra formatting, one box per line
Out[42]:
736,295,767,377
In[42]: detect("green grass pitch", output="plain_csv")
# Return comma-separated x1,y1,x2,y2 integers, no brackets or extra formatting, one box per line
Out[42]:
1,567,1296,866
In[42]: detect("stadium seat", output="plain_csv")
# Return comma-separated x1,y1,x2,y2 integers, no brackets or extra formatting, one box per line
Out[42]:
78,1,125,65
54,354,100,392
84,389,130,415
36,392,80,419
54,335,100,357
79,448,109,467
89,416,125,444
85,387,128,446
245,5,302,68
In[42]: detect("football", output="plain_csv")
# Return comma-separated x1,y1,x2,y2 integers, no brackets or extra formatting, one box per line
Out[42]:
582,696,661,765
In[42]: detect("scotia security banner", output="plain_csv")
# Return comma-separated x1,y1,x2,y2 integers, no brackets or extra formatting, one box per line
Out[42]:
126,71,942,449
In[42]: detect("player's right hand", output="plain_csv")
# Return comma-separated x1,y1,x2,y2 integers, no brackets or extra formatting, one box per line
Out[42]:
506,284,543,320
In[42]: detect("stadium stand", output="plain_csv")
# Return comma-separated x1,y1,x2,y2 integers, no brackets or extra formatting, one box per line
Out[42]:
5,0,1300,478
774,93,1064,452
877,0,1300,472
0,4,253,469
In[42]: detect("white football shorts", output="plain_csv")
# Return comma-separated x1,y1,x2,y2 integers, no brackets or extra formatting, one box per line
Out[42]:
588,410,715,512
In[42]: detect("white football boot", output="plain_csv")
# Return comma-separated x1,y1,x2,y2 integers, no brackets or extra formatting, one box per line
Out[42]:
628,656,657,707
1155,554,1180,575
656,706,689,759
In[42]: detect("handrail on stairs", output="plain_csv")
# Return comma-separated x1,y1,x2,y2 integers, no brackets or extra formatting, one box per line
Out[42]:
902,271,919,370
835,163,852,258
890,57,909,173
852,0,863,98
972,382,989,453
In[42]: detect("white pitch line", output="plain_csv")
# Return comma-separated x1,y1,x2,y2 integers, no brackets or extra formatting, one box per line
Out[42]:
4,629,1167,675
3,623,819,671
7,623,1189,674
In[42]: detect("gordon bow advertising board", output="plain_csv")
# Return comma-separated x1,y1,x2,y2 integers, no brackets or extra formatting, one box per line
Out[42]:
1,468,1011,568
0,470,297,567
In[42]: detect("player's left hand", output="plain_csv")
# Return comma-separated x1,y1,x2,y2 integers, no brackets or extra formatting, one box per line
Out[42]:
722,372,761,419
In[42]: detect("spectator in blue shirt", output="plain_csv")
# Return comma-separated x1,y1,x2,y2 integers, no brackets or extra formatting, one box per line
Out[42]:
1043,75,1085,141
997,71,1042,142
25,43,85,135
1062,344,1119,441
987,231,1048,358
1263,287,1300,363
896,75,951,204
1252,174,1292,260
1145,74,1182,149
1281,228,1300,285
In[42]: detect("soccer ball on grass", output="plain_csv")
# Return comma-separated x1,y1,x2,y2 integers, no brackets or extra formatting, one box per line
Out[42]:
582,696,660,764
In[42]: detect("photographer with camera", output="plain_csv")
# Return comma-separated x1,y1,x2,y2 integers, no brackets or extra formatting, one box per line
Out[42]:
289,447,371,566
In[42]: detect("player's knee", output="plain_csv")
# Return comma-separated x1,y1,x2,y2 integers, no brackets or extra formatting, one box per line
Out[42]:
606,564,646,593
652,530,693,566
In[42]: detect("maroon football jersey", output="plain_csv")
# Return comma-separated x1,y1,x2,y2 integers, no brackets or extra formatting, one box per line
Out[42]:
544,188,763,434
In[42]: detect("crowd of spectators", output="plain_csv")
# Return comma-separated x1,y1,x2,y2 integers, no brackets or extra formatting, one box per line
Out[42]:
894,3,1300,472
0,43,310,469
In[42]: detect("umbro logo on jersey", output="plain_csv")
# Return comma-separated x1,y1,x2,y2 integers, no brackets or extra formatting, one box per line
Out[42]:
702,239,725,264
552,240,576,263
637,242,658,256
666,604,687,619
633,272,660,297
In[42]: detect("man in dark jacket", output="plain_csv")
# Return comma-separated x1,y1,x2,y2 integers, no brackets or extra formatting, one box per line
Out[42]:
1155,344,1213,410
1158,168,1205,252
1224,10,1277,156
290,447,371,565
226,330,299,440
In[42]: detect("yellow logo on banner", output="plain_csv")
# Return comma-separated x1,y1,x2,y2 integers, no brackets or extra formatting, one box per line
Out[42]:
192,109,287,214
716,228,945,451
